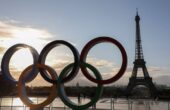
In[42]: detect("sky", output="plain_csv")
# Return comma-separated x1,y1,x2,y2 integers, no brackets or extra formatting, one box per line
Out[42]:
0,0,170,86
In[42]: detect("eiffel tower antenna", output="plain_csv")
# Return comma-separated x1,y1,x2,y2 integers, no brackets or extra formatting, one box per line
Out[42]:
126,11,158,97
136,8,138,15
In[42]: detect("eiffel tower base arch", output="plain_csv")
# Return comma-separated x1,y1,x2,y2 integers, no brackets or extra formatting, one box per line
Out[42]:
126,77,158,98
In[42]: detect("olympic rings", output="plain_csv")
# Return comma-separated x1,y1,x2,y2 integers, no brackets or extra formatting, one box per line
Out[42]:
1,44,39,84
57,63,103,110
80,37,127,84
1,36,127,110
38,40,79,84
18,64,57,109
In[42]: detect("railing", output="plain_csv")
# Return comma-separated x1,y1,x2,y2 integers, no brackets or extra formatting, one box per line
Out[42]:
0,97,170,110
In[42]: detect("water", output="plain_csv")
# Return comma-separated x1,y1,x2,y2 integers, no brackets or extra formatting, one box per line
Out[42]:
0,97,169,110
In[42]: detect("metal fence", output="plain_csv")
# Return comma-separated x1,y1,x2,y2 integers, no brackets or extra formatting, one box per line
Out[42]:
0,97,170,110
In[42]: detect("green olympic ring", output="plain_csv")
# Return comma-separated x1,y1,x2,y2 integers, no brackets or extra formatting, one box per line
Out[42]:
57,63,103,110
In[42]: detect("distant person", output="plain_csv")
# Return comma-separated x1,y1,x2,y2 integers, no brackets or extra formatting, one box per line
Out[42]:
90,92,96,109
78,93,81,105
83,93,86,100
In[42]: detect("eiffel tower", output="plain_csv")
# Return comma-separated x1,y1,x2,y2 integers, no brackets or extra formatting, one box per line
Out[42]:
126,12,158,97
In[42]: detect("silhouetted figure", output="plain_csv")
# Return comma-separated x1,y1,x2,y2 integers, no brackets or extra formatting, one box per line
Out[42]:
83,93,86,100
78,93,81,105
90,92,96,109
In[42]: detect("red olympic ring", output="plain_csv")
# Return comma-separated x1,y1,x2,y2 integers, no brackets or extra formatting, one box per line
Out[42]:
80,36,127,84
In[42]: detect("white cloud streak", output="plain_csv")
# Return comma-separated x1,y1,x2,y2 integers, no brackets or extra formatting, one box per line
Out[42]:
0,21,54,52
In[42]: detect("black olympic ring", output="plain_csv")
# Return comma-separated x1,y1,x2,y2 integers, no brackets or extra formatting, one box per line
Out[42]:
38,40,80,83
1,36,127,109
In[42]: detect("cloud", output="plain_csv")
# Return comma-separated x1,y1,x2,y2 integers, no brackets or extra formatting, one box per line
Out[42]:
0,20,54,53
0,21,19,38
49,59,73,72
0,31,12,38
86,57,115,68
0,20,56,70
148,67,162,72
0,47,6,53
153,75,170,86
0,21,53,39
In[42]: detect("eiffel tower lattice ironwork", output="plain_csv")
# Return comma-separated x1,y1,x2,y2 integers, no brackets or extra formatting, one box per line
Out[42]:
126,12,158,97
